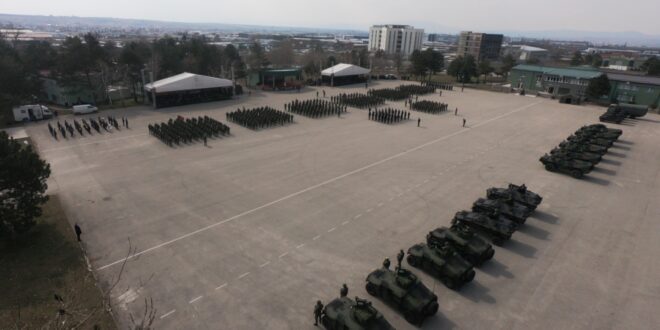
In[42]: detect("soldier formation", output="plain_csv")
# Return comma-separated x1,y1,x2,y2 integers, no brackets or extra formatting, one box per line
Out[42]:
226,107,293,130
397,84,437,95
367,84,437,101
421,81,454,90
148,115,230,146
368,108,411,124
411,100,450,114
48,116,128,140
284,99,347,118
332,93,385,109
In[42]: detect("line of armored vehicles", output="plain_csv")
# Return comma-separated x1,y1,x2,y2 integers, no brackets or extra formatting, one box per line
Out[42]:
317,184,543,329
539,124,623,179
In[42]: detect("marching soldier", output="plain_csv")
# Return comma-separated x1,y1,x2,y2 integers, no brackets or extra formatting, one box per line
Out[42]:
313,300,324,326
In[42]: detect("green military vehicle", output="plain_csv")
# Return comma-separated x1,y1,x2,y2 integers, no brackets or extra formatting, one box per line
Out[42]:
567,133,614,148
486,184,542,211
558,140,608,155
540,154,594,178
321,296,395,330
472,197,532,224
549,147,602,165
365,263,439,326
406,243,476,289
427,226,494,266
576,125,621,140
451,211,517,246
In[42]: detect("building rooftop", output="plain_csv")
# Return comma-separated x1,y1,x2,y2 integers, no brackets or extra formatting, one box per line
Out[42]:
606,72,660,86
512,64,602,79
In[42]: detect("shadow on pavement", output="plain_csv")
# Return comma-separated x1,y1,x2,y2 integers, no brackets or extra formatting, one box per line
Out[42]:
505,238,537,258
610,144,631,151
615,139,634,145
478,258,514,279
599,158,622,166
458,280,496,304
421,311,457,330
531,211,559,225
635,117,660,124
607,151,626,158
592,166,617,176
518,223,550,240
582,175,610,186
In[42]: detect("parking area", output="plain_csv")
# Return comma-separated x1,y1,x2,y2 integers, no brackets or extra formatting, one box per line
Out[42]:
27,81,660,329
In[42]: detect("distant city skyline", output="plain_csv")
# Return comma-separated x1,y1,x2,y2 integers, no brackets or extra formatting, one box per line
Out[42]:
1,0,659,36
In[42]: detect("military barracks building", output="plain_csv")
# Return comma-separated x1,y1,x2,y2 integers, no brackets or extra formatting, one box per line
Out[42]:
509,64,660,108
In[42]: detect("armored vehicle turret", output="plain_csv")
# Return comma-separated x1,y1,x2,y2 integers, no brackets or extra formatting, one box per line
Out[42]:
587,124,622,136
540,154,594,178
575,126,620,140
558,140,608,155
472,197,532,224
427,226,494,266
486,184,542,210
406,243,476,289
365,263,439,326
451,211,516,246
321,296,395,330
549,147,602,164
566,134,614,148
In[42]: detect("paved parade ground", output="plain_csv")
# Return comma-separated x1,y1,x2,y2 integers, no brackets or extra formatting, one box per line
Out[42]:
26,81,660,329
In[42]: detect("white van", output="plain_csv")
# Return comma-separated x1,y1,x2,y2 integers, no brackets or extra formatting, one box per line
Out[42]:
72,104,98,115
13,104,54,122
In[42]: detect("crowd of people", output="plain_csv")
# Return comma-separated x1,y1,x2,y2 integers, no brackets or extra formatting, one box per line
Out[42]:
226,107,294,130
367,88,409,101
411,100,450,114
421,81,454,90
332,93,385,109
47,116,128,140
397,84,437,95
148,116,230,146
368,108,411,124
284,99,347,118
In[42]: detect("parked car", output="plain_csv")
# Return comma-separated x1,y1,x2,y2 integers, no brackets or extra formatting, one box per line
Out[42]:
72,104,98,115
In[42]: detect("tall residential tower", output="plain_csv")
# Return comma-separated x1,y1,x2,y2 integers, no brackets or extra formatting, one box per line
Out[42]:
368,25,424,56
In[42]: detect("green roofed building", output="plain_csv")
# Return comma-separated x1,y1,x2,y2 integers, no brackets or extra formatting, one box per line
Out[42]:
509,64,660,108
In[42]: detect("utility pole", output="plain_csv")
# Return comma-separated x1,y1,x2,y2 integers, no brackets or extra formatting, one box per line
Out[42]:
149,71,156,109
141,69,148,105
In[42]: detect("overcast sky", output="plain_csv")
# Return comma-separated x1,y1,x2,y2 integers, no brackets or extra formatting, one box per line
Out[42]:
1,0,659,35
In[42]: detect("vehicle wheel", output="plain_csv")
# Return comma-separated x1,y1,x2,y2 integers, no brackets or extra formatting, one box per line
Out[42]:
492,237,504,246
406,254,419,267
404,311,421,326
571,170,584,179
426,301,439,316
544,164,556,172
444,277,459,290
465,269,476,283
485,248,495,261
365,282,378,297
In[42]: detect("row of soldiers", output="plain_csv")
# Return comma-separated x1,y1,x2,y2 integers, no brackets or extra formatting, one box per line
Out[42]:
397,84,437,95
226,107,293,130
148,116,230,146
411,100,450,114
332,93,385,109
367,88,409,101
47,116,129,140
421,81,454,90
368,108,411,124
284,99,347,118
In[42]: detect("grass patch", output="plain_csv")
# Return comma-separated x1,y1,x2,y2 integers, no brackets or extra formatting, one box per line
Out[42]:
0,195,116,329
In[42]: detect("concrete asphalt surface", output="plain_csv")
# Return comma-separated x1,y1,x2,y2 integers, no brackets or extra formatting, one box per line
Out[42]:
26,81,660,329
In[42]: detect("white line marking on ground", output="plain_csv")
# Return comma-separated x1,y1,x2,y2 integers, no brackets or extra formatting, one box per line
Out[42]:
296,243,305,249
279,252,289,258
238,272,250,279
389,197,394,201
423,179,429,183
313,235,322,240
215,283,228,290
259,261,270,268
189,296,203,304
354,214,362,219
397,192,403,197
366,208,373,213
377,202,383,207
341,221,349,226
160,309,176,319
327,227,336,233
415,183,421,188
97,102,540,270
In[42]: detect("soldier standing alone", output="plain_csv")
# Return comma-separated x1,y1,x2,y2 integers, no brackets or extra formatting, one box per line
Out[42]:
417,118,421,127
314,300,324,326
340,284,348,297
397,249,405,269
74,223,82,242
463,118,467,127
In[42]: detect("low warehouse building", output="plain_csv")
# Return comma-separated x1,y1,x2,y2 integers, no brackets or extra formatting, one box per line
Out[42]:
144,72,237,108
321,63,371,86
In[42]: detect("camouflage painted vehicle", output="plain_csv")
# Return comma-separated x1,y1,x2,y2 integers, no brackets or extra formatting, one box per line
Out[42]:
540,154,594,178
587,124,622,137
486,184,542,210
321,296,395,330
576,126,621,140
451,211,516,246
406,243,476,289
426,226,494,266
472,197,532,224
549,147,602,164
365,264,439,326
566,134,614,148
558,142,607,157
558,140,608,155
573,129,619,142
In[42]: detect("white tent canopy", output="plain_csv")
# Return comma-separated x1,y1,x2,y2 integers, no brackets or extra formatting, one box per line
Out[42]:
321,63,370,77
144,72,232,93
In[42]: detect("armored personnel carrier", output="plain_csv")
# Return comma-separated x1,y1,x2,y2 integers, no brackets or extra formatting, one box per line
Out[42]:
573,129,619,142
558,142,607,157
587,124,622,137
365,264,439,326
427,226,494,266
549,147,602,164
540,154,594,178
558,140,608,155
486,184,542,210
566,133,614,148
406,243,476,289
472,197,531,224
575,126,621,140
451,211,516,246
321,296,395,330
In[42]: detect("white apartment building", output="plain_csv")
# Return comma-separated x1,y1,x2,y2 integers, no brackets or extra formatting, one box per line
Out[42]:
368,25,424,56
